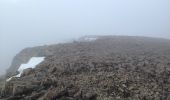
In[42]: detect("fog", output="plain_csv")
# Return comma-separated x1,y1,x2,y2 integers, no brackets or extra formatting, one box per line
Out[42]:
0,0,170,75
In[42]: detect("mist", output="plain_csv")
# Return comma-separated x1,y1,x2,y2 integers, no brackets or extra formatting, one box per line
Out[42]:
0,0,170,75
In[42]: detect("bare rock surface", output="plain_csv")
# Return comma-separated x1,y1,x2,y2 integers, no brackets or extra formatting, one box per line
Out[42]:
1,36,170,100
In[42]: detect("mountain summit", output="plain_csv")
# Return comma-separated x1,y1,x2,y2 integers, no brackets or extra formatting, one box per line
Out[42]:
1,36,170,100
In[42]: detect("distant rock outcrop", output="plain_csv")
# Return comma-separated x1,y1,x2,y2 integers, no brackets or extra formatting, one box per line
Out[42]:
1,36,170,100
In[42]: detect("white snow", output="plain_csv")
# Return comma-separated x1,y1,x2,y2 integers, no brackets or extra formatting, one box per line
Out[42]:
6,57,45,81
79,36,98,42
6,77,14,82
84,37,97,41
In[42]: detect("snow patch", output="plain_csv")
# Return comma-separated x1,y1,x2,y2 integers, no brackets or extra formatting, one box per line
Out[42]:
79,36,98,42
6,57,45,81
6,77,14,82
84,37,97,41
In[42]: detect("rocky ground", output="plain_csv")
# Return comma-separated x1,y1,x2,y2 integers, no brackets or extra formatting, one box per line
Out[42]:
1,36,170,100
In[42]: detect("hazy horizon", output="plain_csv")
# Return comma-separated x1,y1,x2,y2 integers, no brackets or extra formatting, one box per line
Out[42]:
0,0,170,75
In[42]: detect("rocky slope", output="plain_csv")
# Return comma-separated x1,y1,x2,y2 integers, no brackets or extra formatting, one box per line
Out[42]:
1,36,170,100
6,45,53,77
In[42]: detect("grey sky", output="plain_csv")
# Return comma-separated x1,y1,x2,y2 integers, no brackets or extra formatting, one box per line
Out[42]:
0,0,170,75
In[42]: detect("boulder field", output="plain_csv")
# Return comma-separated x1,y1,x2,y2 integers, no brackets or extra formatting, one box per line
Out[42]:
1,36,170,100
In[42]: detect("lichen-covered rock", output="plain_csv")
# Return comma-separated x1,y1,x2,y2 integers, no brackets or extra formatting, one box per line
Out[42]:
21,68,34,77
